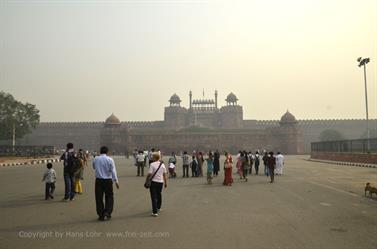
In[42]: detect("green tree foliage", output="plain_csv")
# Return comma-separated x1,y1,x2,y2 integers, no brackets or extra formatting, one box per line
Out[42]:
319,129,345,142
0,91,40,140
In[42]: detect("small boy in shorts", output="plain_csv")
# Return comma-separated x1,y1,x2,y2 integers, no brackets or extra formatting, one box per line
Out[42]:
42,163,56,200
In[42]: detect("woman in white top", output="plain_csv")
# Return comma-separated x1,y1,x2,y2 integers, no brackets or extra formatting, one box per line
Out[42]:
146,152,167,217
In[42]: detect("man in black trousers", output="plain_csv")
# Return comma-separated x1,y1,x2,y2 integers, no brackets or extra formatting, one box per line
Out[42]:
60,142,76,201
213,150,220,176
268,151,276,183
92,146,119,221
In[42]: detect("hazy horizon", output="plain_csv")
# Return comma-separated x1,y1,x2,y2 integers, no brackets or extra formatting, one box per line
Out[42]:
1,0,376,122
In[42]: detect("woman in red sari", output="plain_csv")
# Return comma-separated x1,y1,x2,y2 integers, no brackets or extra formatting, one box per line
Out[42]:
223,152,233,186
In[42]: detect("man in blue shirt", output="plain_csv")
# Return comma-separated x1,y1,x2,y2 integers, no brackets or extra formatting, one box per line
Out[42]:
93,146,119,221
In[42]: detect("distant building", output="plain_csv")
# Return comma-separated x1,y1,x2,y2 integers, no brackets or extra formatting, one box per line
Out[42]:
164,91,243,130
9,90,377,154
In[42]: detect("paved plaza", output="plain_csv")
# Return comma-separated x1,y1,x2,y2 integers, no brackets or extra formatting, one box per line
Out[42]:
0,155,376,249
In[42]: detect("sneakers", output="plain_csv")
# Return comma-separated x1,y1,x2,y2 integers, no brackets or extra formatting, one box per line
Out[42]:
98,213,112,221
104,213,112,220
152,213,158,217
61,198,69,202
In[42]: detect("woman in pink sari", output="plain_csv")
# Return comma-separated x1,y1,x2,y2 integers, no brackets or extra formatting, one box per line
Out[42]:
223,152,233,186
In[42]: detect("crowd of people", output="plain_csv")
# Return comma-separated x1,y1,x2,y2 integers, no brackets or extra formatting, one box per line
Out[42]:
132,148,285,185
42,143,285,221
56,144,89,201
43,143,117,221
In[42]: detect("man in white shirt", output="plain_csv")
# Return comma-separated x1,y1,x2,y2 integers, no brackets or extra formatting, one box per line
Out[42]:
275,152,285,175
136,150,146,176
93,146,119,221
182,151,190,178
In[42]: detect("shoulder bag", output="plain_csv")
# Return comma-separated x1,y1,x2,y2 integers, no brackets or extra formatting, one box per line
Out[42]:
144,161,163,189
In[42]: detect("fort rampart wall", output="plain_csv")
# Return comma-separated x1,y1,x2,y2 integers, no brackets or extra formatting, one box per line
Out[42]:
3,119,375,153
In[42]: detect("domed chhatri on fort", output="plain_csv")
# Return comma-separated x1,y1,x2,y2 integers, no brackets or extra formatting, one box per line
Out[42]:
225,92,239,105
105,113,121,125
169,93,182,106
280,110,298,124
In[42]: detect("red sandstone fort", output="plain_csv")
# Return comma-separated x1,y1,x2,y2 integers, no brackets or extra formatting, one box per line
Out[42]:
13,91,377,154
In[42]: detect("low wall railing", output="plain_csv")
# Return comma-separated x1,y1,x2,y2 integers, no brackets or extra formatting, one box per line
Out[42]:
311,138,377,154
0,146,56,157
311,138,377,165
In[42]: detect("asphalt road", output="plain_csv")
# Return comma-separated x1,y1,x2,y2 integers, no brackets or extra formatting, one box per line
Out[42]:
0,155,376,249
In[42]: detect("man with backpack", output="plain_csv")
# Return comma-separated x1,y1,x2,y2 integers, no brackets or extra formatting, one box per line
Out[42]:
60,142,79,201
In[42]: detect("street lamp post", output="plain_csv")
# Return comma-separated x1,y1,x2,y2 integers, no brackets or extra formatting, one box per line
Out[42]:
12,122,16,153
11,114,22,154
357,57,370,152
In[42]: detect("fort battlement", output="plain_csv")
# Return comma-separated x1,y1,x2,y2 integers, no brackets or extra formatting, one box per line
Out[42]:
191,107,218,113
38,122,103,129
255,120,279,126
297,118,377,126
164,106,188,114
123,121,164,129
220,105,243,113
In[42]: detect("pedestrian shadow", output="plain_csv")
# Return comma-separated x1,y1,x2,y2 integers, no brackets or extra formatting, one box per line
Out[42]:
118,174,145,179
0,216,101,234
114,211,155,220
1,195,54,208
197,183,229,188
363,196,377,202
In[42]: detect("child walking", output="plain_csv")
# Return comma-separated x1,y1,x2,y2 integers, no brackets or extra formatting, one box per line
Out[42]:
168,162,176,178
42,163,56,200
206,152,214,184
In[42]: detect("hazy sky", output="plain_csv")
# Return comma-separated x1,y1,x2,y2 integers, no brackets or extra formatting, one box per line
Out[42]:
1,0,376,122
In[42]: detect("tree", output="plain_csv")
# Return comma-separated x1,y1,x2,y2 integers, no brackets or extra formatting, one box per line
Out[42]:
319,129,345,142
0,91,40,141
